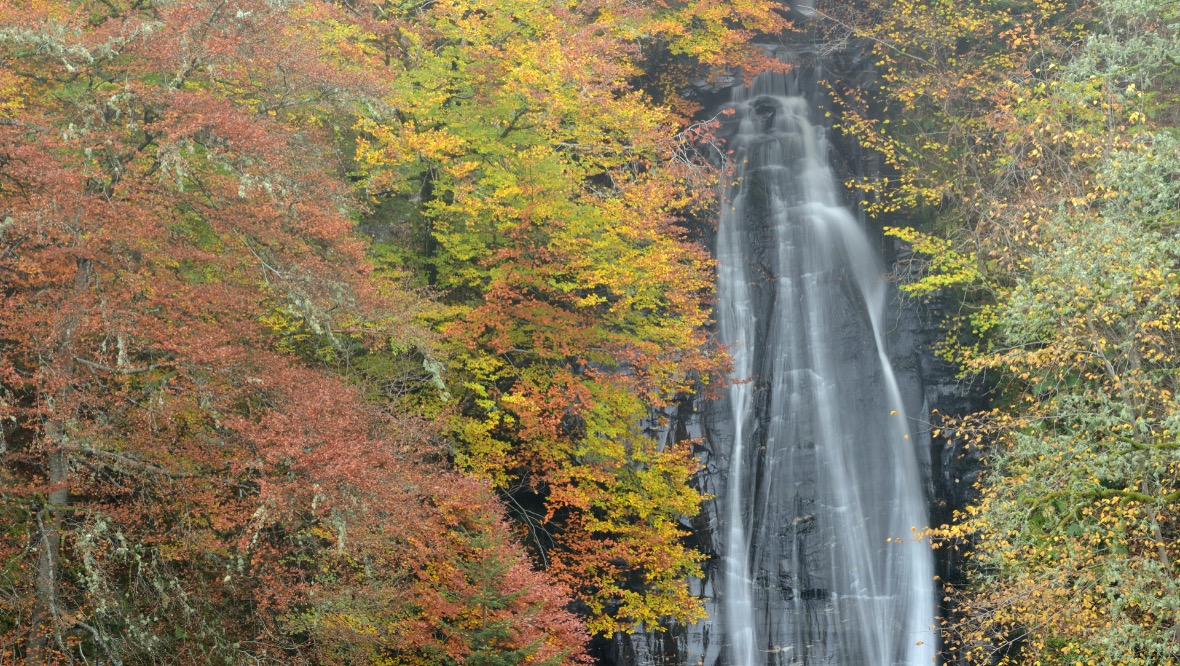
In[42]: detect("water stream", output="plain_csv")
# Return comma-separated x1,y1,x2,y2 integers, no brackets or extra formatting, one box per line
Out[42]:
711,71,936,666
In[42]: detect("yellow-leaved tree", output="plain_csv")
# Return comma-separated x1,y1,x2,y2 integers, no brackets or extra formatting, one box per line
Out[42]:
345,0,790,636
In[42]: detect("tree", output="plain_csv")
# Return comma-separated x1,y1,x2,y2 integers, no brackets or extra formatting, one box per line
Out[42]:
0,1,585,663
350,0,789,635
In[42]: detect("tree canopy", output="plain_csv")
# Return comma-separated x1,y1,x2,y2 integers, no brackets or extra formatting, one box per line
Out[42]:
0,0,788,662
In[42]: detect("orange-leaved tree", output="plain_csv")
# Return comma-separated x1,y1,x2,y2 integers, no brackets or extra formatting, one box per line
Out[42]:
0,0,586,663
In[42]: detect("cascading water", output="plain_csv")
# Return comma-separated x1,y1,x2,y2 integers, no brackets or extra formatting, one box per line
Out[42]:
711,71,936,665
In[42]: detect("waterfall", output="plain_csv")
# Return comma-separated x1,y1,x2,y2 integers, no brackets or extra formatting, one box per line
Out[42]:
712,71,936,665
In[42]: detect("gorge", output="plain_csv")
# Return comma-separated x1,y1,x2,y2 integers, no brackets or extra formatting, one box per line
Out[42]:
6,0,1175,663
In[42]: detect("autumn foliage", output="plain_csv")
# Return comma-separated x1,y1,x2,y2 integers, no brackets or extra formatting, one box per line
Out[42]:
818,0,1180,660
0,0,796,660
0,0,589,663
17,0,1175,661
348,0,788,635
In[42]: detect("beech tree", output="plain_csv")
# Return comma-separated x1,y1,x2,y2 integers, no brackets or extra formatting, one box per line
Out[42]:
351,0,790,635
0,1,585,663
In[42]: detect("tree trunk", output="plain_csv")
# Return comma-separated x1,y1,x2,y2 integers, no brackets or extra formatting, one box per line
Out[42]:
26,258,90,665
27,445,68,665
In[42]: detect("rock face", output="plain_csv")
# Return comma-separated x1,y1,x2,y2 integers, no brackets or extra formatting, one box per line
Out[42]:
600,46,987,666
